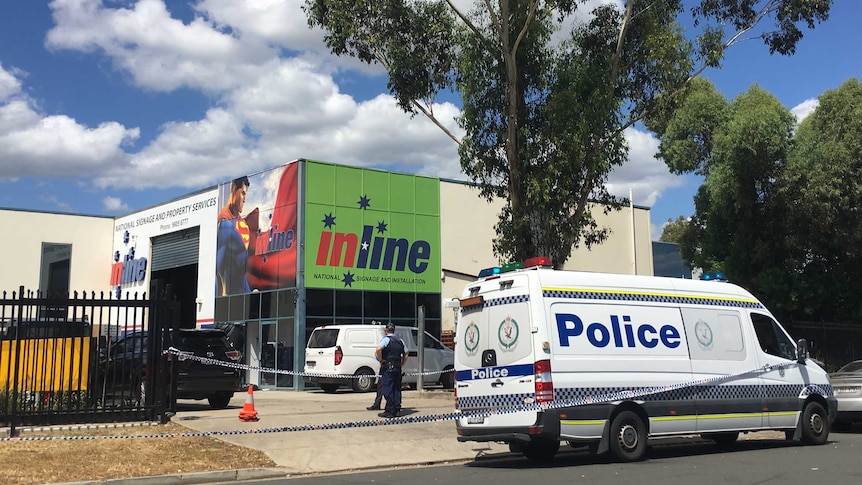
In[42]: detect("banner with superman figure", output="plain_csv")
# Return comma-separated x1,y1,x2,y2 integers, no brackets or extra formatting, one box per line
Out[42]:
215,162,298,295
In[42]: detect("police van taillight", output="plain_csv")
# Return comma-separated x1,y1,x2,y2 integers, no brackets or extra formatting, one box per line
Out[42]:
334,345,343,366
534,359,554,403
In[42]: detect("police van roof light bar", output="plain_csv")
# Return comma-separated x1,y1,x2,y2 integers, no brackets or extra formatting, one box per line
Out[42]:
477,267,501,278
523,256,553,269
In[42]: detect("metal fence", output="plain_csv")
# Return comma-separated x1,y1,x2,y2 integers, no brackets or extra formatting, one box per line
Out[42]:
785,320,862,373
1,284,178,436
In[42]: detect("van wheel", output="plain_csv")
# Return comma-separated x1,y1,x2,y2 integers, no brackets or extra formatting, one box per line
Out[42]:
609,410,647,462
440,367,455,389
800,401,829,445
522,438,560,461
702,431,739,447
352,368,376,392
320,383,340,393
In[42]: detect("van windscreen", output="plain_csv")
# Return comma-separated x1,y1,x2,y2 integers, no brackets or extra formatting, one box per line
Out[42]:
307,329,339,348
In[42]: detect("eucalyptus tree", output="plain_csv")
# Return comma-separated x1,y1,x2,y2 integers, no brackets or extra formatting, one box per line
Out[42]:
304,0,831,266
780,79,862,321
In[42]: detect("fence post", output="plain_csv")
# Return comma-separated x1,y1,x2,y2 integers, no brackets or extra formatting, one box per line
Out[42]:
9,286,24,437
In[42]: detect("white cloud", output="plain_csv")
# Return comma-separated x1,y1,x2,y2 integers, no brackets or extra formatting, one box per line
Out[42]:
0,63,23,102
102,195,129,212
607,127,685,207
0,64,139,177
791,98,818,123
4,0,679,224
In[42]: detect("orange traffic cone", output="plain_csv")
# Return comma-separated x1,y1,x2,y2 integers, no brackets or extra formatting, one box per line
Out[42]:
238,385,259,422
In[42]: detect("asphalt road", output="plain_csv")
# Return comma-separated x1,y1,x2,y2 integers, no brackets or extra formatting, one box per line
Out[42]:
227,430,862,485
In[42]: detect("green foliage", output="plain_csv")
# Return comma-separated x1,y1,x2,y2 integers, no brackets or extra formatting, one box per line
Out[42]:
656,77,862,324
659,216,690,244
779,79,862,321
305,0,832,266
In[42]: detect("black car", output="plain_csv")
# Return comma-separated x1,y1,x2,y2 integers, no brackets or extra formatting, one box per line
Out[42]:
100,328,242,409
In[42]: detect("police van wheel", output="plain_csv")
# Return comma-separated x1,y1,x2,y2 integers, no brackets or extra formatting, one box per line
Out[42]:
609,411,647,462
352,368,376,393
800,402,829,445
522,438,560,461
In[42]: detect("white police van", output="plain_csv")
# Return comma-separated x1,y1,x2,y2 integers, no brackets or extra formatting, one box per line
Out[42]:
454,257,836,462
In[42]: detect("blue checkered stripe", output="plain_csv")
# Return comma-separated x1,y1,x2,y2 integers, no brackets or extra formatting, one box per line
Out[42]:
482,294,530,307
542,289,764,309
460,383,831,411
457,393,534,410
559,383,826,402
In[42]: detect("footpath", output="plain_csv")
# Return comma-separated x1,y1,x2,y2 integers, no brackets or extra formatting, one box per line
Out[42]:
67,388,511,484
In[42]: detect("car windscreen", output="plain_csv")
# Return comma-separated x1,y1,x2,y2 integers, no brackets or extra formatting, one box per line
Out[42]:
837,361,862,373
307,329,339,348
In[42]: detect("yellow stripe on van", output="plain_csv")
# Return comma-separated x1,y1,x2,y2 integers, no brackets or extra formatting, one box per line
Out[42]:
697,413,766,420
561,420,605,426
651,415,697,422
764,411,798,418
542,287,760,306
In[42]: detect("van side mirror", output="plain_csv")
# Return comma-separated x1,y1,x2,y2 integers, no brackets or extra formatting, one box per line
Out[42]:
796,338,808,365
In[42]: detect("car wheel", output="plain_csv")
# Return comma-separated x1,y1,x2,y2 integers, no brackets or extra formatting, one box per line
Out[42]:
352,368,376,393
320,383,340,393
522,438,560,461
702,431,739,447
800,401,829,445
440,367,455,390
609,410,647,462
208,392,233,409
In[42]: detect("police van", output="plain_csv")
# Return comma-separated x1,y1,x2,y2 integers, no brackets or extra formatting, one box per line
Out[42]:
453,257,836,462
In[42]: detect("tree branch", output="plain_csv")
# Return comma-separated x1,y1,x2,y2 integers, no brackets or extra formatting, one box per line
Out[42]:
410,99,463,146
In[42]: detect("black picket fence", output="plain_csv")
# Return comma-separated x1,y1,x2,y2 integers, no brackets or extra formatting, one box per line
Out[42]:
0,283,179,436
785,320,862,373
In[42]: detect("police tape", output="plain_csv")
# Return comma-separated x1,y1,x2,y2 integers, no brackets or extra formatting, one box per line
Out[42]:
163,347,455,379
0,361,816,443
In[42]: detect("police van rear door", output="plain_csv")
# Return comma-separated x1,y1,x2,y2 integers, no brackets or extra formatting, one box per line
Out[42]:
455,272,538,427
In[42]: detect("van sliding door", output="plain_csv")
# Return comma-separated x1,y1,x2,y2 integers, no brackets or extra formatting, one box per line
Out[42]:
682,308,766,432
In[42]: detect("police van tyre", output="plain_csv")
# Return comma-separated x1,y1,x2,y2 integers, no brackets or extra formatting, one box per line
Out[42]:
522,438,560,461
800,401,829,445
352,367,376,393
609,410,647,462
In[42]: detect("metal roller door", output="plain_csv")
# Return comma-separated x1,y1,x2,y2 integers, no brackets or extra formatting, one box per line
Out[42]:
151,227,200,271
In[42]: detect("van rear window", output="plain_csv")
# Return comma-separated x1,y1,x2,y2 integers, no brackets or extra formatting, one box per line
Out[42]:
307,329,339,348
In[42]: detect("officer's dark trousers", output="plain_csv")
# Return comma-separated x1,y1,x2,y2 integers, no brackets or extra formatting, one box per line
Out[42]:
380,365,402,413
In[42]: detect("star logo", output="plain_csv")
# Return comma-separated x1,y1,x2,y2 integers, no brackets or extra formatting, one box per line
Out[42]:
358,195,371,209
376,220,387,234
342,271,355,287
322,213,336,229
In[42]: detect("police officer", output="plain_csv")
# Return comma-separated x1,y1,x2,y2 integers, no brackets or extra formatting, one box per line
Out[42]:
375,322,408,418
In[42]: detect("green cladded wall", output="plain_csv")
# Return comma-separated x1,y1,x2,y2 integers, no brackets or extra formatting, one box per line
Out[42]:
304,160,441,293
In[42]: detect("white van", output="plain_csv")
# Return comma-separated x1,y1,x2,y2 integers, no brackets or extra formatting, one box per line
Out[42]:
454,257,836,462
304,324,455,392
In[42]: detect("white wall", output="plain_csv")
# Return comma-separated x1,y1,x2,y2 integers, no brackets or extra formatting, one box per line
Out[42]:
0,209,114,296
438,180,653,332
111,188,219,326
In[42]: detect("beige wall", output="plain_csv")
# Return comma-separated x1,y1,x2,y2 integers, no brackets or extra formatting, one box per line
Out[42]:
0,209,114,296
438,180,653,332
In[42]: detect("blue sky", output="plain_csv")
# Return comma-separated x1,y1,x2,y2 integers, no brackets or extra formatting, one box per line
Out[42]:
0,1,859,241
